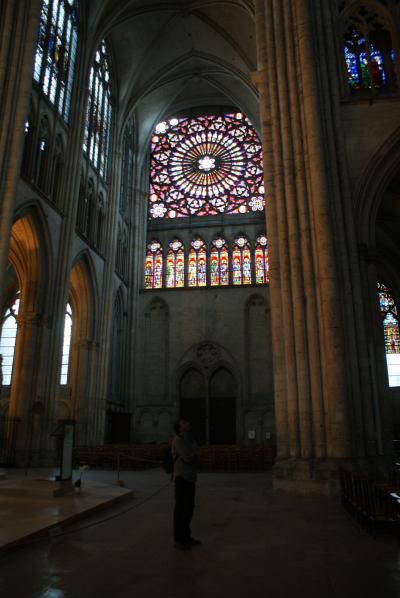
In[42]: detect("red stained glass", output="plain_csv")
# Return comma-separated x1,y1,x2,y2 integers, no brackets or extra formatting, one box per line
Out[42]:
198,249,207,287
148,113,265,219
378,283,400,354
188,248,197,287
243,248,251,285
220,249,229,286
145,240,163,289
255,235,269,284
166,240,184,288
232,246,242,285
233,236,251,285
188,239,207,287
210,248,219,286
210,238,229,286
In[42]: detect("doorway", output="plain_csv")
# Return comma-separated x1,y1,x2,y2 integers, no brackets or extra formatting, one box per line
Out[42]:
209,368,236,444
180,368,207,445
179,366,236,445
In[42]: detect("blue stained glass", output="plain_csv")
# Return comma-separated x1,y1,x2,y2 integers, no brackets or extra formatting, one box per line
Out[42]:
378,283,400,387
370,46,386,86
344,17,397,93
84,40,112,178
33,0,77,122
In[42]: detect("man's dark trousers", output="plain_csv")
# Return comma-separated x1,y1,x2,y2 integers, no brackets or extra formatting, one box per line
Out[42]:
174,476,195,543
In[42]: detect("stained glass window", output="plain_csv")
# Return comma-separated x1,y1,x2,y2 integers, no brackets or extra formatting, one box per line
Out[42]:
378,283,400,387
60,302,72,384
255,235,269,284
232,236,251,285
343,9,397,93
188,239,207,288
344,27,370,89
0,295,19,386
148,113,265,219
166,240,185,288
33,0,77,122
210,237,229,287
83,40,112,178
145,241,163,289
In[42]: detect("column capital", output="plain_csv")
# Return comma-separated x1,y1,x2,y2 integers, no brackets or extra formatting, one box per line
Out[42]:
17,311,43,327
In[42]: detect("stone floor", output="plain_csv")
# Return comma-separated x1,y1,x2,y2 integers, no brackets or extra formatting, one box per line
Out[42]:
1,468,400,598
0,469,133,551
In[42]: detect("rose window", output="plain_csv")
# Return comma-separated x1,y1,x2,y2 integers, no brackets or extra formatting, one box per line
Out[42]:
149,113,265,218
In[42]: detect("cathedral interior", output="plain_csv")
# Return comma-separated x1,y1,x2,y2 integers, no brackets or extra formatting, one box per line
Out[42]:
1,0,400,587
1,0,400,489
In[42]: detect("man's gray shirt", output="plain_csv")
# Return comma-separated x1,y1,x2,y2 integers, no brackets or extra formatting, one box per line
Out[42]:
172,432,198,482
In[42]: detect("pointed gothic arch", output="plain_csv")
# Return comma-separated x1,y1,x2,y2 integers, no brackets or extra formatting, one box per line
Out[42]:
64,251,99,433
2,205,52,432
69,250,99,340
9,203,53,313
355,127,400,246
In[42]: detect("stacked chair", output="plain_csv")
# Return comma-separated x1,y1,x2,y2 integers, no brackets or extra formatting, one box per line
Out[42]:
74,444,275,472
339,466,400,538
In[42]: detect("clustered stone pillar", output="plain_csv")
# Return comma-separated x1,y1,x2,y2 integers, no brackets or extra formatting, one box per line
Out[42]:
7,311,44,461
0,0,41,305
255,0,360,493
0,0,42,463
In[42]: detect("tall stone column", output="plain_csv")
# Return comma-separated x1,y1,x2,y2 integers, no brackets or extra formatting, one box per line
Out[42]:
6,311,44,462
0,0,41,307
0,1,42,464
38,40,92,458
255,0,380,494
91,122,123,446
71,339,99,446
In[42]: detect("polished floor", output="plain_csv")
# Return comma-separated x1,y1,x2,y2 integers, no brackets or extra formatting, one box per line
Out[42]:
1,468,400,598
0,471,132,550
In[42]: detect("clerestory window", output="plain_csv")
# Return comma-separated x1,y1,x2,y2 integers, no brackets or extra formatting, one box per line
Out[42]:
378,283,400,387
33,0,78,122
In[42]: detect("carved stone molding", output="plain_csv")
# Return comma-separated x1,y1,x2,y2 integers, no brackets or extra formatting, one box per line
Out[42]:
196,342,220,368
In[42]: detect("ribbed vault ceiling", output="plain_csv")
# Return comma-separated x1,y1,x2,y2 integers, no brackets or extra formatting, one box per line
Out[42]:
85,0,258,151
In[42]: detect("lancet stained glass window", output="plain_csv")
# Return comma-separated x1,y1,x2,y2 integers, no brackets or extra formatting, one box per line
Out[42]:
255,235,269,284
233,236,251,285
83,40,112,178
188,239,207,288
145,241,163,289
343,5,397,93
0,295,19,386
144,235,271,289
210,238,229,287
166,240,185,288
148,113,265,219
344,27,371,89
34,0,77,122
378,283,400,387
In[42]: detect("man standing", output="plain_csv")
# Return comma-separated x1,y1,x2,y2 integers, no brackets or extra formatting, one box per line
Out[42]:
172,418,201,550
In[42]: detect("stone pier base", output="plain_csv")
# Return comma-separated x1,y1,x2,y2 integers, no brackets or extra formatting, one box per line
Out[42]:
272,458,345,496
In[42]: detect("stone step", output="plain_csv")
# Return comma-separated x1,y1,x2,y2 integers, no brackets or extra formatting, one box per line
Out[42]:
0,478,74,498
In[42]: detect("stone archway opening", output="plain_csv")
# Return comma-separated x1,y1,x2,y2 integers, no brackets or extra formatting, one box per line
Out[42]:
179,365,237,445
209,368,236,444
179,368,207,445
